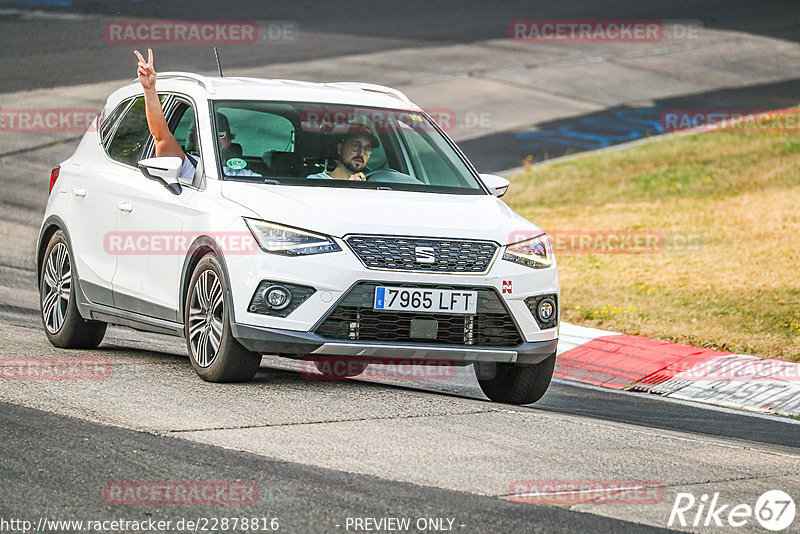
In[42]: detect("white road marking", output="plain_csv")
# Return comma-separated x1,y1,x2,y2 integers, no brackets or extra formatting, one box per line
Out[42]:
552,377,800,425
0,8,89,20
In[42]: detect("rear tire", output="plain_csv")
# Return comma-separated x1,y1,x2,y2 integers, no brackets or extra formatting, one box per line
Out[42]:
475,353,555,405
40,230,106,349
185,253,261,382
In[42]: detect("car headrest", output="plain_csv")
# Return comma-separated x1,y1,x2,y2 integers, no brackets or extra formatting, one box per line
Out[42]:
263,150,304,177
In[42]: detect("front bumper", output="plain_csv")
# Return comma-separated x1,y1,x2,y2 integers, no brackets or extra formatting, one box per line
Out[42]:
226,243,559,344
230,322,557,365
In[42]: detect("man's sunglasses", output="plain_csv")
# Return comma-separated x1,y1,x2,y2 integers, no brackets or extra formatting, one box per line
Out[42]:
217,131,228,138
347,141,373,154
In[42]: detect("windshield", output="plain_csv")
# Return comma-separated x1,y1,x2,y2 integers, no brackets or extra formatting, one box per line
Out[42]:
210,101,486,195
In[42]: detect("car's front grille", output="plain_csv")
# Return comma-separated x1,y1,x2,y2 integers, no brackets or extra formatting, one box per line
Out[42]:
345,235,498,273
315,282,522,347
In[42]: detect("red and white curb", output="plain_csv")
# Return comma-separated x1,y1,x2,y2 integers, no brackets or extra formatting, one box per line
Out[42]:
556,323,800,417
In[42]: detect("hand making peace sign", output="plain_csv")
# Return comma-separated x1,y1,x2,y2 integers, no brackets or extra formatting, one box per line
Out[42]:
134,48,156,91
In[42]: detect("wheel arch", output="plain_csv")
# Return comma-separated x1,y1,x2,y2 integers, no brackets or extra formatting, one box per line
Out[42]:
179,235,235,324
36,215,97,322
37,216,70,280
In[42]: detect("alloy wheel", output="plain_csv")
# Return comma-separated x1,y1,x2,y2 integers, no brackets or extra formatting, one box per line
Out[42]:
188,269,224,368
42,242,71,334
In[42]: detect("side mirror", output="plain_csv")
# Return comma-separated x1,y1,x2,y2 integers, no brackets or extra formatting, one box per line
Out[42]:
480,173,510,198
138,157,183,195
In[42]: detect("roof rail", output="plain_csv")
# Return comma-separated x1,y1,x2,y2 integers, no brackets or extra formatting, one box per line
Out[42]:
229,76,276,84
130,72,216,93
325,82,412,104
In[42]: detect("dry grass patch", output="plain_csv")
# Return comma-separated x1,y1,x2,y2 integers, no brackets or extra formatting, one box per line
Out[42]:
507,132,800,360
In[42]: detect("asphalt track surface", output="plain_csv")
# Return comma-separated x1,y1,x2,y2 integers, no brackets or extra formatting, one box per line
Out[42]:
1,1,800,532
463,78,800,171
0,400,668,533
1,0,799,93
3,0,800,169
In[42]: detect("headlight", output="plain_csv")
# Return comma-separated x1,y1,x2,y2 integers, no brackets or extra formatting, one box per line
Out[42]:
244,218,341,256
502,233,554,269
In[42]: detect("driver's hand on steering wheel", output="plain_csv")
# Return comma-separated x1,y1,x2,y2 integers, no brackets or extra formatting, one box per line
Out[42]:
349,173,367,181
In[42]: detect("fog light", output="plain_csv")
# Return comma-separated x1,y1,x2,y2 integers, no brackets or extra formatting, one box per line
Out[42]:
248,280,315,317
537,298,555,322
264,285,291,310
524,294,558,330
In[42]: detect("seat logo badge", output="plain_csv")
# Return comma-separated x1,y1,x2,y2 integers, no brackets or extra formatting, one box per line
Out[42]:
414,246,436,263
502,280,512,293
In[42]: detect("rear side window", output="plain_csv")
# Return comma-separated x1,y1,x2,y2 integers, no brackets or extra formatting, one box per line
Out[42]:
106,97,153,166
100,99,131,145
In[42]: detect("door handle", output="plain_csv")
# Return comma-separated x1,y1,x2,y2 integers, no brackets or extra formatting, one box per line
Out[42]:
72,187,87,198
117,201,134,213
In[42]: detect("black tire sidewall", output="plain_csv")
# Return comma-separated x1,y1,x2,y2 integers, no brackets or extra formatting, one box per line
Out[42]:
40,230,106,348
184,253,259,382
476,353,556,405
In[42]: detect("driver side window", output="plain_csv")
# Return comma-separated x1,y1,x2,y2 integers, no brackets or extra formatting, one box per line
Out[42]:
172,103,198,158
167,99,202,186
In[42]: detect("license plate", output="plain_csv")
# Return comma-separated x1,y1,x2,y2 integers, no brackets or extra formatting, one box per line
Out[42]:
374,287,478,315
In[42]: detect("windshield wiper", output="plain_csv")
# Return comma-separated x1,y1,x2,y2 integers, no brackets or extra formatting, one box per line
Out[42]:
263,178,281,185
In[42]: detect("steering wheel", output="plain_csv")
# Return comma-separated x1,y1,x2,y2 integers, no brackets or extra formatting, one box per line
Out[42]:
365,168,421,184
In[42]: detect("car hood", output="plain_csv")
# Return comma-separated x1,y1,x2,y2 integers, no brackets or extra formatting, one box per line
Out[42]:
220,182,543,244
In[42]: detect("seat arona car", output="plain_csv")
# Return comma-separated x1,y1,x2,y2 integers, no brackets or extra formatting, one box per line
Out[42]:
37,73,559,404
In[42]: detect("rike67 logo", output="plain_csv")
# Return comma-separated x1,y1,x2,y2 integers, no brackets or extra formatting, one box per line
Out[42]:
668,490,796,531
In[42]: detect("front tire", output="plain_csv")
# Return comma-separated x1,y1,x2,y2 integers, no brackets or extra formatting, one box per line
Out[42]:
40,230,106,349
475,353,556,405
185,253,261,382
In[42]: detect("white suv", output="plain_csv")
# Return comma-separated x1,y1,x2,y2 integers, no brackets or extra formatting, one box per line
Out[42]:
37,73,559,404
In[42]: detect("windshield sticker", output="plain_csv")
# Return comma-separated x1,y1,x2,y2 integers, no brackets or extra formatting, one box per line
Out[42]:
226,158,247,170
